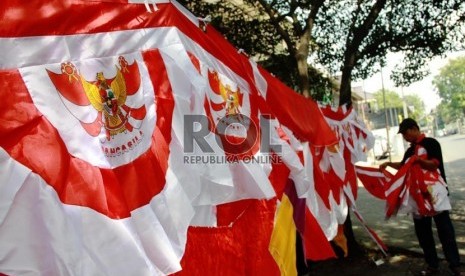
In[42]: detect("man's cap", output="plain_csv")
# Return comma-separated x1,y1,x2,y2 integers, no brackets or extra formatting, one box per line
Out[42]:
398,118,419,134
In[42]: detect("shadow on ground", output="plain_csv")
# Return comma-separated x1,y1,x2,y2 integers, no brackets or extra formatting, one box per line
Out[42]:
308,155,465,275
307,245,462,276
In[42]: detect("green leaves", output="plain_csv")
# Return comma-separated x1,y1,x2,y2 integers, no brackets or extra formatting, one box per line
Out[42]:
433,56,465,121
373,89,403,109
314,0,464,84
179,0,465,105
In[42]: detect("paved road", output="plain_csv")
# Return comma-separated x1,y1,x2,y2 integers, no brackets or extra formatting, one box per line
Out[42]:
353,133,465,262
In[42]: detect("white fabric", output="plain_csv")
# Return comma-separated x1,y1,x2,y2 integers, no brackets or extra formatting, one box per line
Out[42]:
0,147,194,275
269,128,338,240
0,28,185,70
159,45,276,206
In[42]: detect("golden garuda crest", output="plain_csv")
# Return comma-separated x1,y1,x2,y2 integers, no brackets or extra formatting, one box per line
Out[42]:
187,52,260,158
47,56,146,141
207,69,243,117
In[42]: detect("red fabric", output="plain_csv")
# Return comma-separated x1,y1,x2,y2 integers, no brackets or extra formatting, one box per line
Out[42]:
268,156,291,200
175,200,280,276
216,200,253,227
284,181,336,261
383,157,427,218
0,1,160,37
357,154,441,218
311,146,344,208
384,166,410,218
301,206,337,260
174,227,243,276
319,105,360,202
407,159,436,216
345,157,358,201
355,165,390,200
258,68,338,147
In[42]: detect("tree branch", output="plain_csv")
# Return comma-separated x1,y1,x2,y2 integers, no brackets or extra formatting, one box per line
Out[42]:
350,0,387,52
256,0,297,57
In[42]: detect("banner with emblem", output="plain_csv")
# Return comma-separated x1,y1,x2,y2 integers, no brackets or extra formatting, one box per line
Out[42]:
0,0,344,275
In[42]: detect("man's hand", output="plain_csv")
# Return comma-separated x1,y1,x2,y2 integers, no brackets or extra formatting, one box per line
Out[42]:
413,156,439,171
379,161,401,170
379,162,390,171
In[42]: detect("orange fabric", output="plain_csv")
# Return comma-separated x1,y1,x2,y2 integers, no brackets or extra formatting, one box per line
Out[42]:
332,225,348,257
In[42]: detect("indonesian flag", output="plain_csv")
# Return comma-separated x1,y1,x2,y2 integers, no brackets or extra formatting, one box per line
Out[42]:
246,61,338,260
169,41,339,265
0,0,343,275
319,104,386,255
354,165,390,200
356,145,451,219
319,104,375,203
0,43,194,276
183,50,337,263
0,0,272,274
249,60,341,242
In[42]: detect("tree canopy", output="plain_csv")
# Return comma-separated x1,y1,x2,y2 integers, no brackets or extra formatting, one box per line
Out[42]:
372,89,424,120
435,102,462,125
314,0,465,105
404,94,425,121
179,0,465,106
373,89,403,109
433,55,465,121
178,0,332,100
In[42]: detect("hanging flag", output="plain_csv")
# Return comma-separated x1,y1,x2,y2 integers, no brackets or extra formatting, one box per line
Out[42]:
247,59,341,245
0,0,344,274
283,180,336,261
0,1,272,274
319,104,375,202
0,32,196,273
356,148,451,219
319,104,384,256
354,165,390,200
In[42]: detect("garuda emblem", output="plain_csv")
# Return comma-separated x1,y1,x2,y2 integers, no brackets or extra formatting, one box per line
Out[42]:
188,52,260,158
207,69,244,119
46,56,146,141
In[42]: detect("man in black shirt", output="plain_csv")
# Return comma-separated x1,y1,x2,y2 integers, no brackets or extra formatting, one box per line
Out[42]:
380,118,462,276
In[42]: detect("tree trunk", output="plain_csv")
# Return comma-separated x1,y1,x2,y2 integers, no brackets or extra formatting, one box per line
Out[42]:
295,22,313,98
338,0,387,257
339,52,355,106
339,73,352,106
294,1,323,98
296,52,310,98
340,52,360,257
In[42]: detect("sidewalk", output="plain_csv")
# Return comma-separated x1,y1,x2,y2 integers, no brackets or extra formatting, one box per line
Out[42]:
310,145,465,275
309,191,464,275
356,150,464,261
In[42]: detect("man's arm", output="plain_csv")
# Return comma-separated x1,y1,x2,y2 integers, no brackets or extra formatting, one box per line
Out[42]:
415,157,439,171
379,157,439,171
421,138,442,172
379,161,402,170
